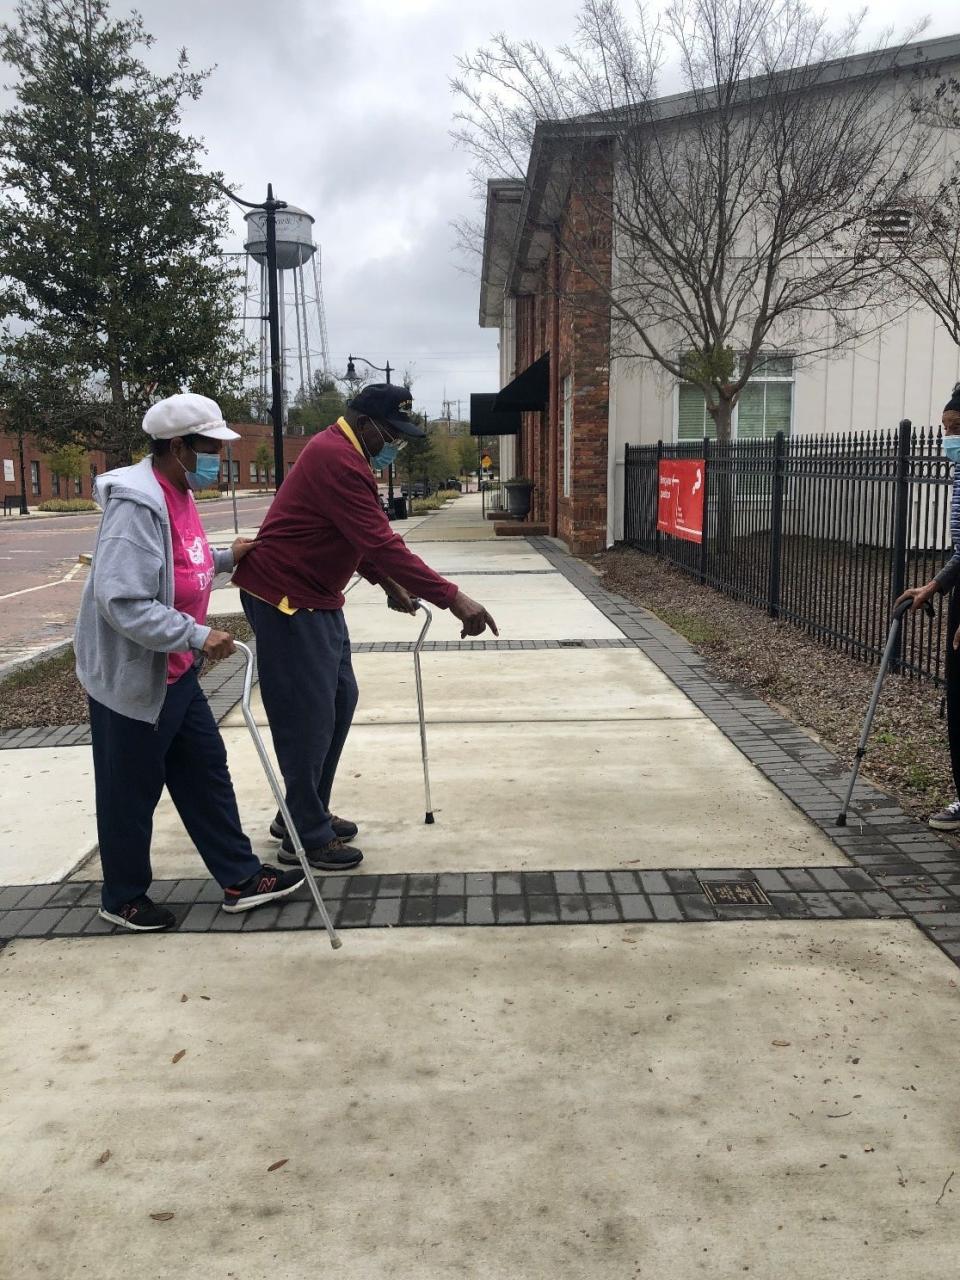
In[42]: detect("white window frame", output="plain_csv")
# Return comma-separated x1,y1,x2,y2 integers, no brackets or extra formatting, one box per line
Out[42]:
673,355,795,442
562,374,573,497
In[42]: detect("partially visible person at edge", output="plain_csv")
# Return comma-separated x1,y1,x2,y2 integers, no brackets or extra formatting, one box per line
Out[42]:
232,383,498,872
74,393,306,931
897,382,960,831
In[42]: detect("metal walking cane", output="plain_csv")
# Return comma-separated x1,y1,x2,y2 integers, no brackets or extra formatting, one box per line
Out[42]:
413,603,435,824
234,641,341,949
836,597,933,827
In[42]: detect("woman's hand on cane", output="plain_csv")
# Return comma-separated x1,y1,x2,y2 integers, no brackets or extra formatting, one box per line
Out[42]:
203,629,236,661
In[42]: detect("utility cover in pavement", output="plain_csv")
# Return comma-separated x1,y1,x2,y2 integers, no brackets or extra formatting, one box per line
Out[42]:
699,879,771,907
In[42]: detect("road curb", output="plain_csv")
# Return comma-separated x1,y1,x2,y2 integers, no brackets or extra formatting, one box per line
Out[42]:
0,638,74,684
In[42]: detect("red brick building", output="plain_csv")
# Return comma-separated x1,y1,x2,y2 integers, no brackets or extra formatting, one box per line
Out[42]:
479,142,614,555
0,421,311,510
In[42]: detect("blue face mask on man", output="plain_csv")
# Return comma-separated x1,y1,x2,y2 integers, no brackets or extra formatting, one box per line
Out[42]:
944,435,960,464
366,420,406,471
180,446,221,491
371,441,401,470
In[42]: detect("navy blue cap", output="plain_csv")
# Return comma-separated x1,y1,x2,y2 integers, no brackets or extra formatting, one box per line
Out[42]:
348,384,425,438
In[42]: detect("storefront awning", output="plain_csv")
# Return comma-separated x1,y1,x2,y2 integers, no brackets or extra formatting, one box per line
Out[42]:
470,393,521,437
492,352,550,412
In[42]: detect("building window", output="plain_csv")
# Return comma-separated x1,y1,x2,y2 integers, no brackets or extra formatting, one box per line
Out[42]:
74,475,82,496
676,355,793,441
677,383,716,441
51,473,61,497
562,375,573,497
249,462,257,483
30,460,40,496
90,464,98,482
232,460,240,484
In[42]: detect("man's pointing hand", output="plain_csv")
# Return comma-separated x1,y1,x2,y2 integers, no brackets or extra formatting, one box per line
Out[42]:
450,590,499,638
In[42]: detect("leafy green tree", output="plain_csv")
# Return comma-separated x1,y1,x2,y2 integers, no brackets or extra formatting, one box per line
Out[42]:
0,0,244,461
287,372,347,435
253,442,272,488
0,332,96,511
45,442,89,497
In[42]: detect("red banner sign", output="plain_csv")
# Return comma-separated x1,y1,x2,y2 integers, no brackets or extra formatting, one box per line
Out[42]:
657,458,705,543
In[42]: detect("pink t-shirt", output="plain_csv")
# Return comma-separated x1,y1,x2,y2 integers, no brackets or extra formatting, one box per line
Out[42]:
156,471,216,683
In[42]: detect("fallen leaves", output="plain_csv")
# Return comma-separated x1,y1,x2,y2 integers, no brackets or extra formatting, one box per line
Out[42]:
180,994,188,1003
267,1159,289,1173
772,1040,791,1048
171,1050,186,1065
149,1212,175,1222
97,1150,111,1165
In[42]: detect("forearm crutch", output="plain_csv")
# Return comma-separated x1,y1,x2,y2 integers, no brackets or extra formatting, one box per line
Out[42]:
235,642,341,949
836,598,931,827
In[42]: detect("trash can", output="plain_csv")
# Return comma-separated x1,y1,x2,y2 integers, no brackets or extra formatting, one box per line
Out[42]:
389,496,408,520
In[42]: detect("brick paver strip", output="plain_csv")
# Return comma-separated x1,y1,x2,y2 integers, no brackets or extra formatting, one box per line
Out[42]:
0,866,916,942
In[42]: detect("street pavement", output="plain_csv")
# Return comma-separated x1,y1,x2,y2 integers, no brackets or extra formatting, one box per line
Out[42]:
0,492,274,668
2,494,960,1278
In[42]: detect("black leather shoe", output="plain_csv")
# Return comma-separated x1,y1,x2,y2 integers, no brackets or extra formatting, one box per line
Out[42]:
270,813,359,841
278,836,363,871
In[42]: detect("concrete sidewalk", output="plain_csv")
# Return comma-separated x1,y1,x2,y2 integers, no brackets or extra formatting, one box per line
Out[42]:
3,492,960,1278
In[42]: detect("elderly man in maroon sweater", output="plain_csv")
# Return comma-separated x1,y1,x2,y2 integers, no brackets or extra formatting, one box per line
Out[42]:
234,384,497,870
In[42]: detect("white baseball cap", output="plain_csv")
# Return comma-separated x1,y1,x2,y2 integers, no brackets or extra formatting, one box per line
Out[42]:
142,392,240,441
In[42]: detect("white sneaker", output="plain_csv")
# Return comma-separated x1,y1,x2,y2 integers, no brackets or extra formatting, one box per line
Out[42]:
929,799,960,831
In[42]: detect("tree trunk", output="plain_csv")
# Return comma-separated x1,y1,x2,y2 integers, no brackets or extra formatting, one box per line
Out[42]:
16,430,28,515
710,396,735,554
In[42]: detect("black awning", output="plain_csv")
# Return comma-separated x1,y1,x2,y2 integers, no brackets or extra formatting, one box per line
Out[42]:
492,352,550,412
470,393,520,436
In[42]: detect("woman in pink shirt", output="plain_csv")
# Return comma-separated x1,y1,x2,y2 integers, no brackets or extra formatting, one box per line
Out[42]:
75,394,304,931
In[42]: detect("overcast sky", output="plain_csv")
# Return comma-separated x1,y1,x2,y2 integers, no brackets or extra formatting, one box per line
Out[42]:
5,0,959,421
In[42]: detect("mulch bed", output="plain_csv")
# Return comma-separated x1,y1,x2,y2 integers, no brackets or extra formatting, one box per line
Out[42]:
0,614,253,732
594,547,954,823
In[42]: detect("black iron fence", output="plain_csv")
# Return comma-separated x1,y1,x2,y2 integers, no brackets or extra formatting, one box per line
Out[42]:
623,421,953,685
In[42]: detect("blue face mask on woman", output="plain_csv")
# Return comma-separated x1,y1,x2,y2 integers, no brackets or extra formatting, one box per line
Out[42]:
180,447,221,491
944,435,960,464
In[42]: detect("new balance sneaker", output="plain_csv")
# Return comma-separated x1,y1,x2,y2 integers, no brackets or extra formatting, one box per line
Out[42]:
929,799,960,832
221,864,305,913
270,813,359,841
278,836,363,871
99,895,175,932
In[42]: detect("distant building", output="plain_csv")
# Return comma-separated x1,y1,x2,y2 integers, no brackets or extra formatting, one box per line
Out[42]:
0,422,311,509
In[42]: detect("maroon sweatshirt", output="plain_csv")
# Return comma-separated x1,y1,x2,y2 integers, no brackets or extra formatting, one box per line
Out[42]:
233,422,458,611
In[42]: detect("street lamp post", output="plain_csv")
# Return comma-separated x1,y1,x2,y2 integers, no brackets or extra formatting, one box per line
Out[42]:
215,180,287,491
346,354,395,504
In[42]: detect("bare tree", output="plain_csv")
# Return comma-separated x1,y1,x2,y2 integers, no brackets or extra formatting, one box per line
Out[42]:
889,77,960,353
453,0,945,438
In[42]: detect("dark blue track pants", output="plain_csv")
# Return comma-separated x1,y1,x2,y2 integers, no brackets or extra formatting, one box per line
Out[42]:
240,593,359,849
89,669,261,911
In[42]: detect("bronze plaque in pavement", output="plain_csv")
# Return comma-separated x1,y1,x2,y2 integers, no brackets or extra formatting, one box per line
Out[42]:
699,879,771,907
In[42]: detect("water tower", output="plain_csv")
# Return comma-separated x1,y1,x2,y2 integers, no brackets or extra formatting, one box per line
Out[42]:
242,204,331,426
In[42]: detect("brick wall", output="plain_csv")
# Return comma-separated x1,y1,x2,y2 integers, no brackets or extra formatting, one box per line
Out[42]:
0,422,311,508
505,142,613,552
556,149,613,554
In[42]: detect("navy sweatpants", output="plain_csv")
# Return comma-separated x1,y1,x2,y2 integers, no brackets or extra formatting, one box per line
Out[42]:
240,593,359,849
89,669,261,911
